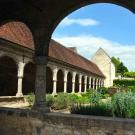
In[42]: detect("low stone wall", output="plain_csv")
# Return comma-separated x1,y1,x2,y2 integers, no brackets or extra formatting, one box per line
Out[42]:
0,108,135,135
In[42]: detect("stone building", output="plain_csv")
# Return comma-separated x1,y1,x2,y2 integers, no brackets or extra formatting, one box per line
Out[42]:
0,22,110,97
92,48,115,87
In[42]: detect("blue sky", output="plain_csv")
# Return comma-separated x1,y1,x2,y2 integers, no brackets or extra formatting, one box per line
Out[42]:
52,3,135,71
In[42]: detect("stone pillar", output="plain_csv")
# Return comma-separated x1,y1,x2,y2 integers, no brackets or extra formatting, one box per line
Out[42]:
92,78,95,89
95,78,98,90
52,67,58,95
79,74,82,93
101,79,104,87
16,62,25,97
64,70,68,93
32,56,50,112
84,76,87,93
72,72,76,93
89,76,91,89
99,79,102,87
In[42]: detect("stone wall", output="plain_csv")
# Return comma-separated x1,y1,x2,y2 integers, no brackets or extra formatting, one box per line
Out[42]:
0,108,135,135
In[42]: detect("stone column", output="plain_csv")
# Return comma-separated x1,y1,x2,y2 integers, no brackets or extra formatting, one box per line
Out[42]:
84,76,87,93
52,67,58,95
64,70,68,93
79,74,82,93
16,62,25,97
99,79,102,87
72,72,76,93
101,79,104,87
32,56,50,112
89,76,91,89
95,78,98,90
92,78,95,89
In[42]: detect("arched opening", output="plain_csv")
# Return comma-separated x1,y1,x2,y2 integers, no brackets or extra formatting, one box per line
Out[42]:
57,70,64,93
81,76,85,92
0,56,17,96
46,67,53,94
91,78,94,89
67,72,72,93
75,74,79,93
22,62,36,95
87,77,89,90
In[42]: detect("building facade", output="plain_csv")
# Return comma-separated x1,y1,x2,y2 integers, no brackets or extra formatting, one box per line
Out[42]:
0,22,114,97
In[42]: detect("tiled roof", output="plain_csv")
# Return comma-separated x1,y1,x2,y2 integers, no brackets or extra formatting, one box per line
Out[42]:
0,22,104,77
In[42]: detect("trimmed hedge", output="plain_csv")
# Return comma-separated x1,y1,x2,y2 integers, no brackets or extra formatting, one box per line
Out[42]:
114,79,135,86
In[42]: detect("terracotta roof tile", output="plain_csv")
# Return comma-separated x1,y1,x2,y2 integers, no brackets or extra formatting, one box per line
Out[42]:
0,22,104,77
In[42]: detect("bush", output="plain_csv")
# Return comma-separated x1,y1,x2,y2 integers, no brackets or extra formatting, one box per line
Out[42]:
46,94,55,107
26,92,34,106
67,94,79,106
113,79,135,87
71,102,112,116
97,87,108,95
127,86,135,93
112,91,135,118
88,90,102,104
53,93,68,110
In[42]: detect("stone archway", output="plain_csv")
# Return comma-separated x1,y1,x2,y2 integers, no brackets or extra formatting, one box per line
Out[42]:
75,74,79,93
0,56,17,96
67,72,72,93
57,70,64,93
22,62,36,95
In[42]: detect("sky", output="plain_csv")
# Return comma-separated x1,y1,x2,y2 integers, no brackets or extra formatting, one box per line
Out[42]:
52,3,135,71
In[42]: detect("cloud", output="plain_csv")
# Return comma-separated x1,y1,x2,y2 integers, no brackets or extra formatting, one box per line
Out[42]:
60,17,100,26
53,34,135,71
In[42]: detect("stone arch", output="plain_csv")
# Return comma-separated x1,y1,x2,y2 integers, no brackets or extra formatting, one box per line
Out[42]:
0,56,17,96
67,72,72,93
57,69,64,93
81,76,85,92
75,74,79,93
46,66,53,94
91,78,94,89
22,62,36,95
87,77,89,90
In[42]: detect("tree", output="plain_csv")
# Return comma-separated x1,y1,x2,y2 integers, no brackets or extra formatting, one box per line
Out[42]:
117,62,128,76
111,57,128,76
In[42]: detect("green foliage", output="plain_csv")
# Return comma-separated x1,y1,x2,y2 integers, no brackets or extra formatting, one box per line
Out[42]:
88,90,102,104
117,62,128,75
67,94,79,106
26,92,34,106
111,57,128,75
53,93,68,110
71,102,112,116
46,94,55,107
114,79,135,86
112,92,135,118
124,72,135,78
127,86,135,93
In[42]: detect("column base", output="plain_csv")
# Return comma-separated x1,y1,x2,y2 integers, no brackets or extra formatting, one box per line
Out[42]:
52,92,57,96
16,93,23,97
32,102,50,113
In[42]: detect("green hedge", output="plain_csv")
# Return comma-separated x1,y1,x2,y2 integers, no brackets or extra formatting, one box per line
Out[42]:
113,79,135,86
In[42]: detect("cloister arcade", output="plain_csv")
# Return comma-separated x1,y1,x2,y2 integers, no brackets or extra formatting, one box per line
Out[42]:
0,0,134,112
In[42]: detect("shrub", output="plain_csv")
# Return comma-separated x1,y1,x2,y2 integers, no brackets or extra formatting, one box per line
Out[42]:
26,92,34,106
127,86,135,93
67,94,79,106
53,93,68,110
113,79,135,87
71,102,112,116
112,91,135,118
97,87,108,95
88,90,102,104
46,94,55,107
